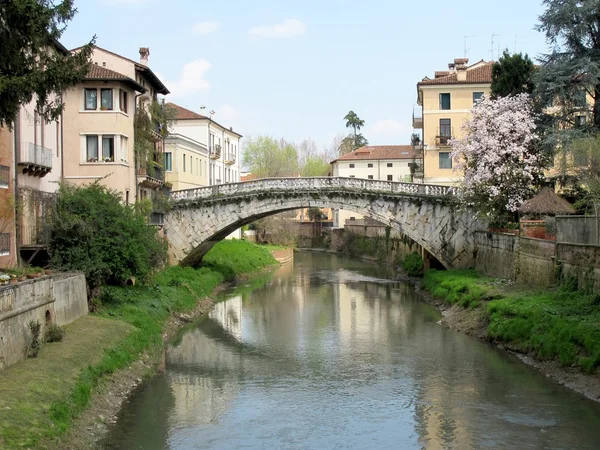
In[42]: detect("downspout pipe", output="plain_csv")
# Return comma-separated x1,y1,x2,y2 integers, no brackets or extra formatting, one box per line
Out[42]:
13,114,21,266
134,91,144,202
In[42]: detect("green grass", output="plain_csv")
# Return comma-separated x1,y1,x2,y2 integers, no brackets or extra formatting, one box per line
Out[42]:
0,240,277,449
423,270,600,373
257,243,290,251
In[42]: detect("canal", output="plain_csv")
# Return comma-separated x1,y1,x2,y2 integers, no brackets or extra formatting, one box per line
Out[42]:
103,251,600,449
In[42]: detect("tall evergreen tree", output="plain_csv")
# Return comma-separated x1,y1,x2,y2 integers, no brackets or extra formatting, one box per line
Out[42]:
491,51,536,98
344,110,366,149
0,0,94,128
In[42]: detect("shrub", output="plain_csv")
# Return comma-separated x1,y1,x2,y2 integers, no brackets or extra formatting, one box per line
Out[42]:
48,182,167,295
28,321,41,358
44,324,65,343
402,252,424,277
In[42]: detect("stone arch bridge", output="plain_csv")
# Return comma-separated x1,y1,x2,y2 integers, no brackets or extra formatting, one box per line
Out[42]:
165,177,484,269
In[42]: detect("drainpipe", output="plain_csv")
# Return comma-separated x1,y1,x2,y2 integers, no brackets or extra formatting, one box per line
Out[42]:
13,114,21,266
208,119,211,185
60,97,64,182
134,91,144,201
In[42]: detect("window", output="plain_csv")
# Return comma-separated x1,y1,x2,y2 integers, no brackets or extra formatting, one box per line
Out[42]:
349,175,355,178
575,89,587,107
190,155,193,174
368,163,373,168
183,153,186,172
439,152,452,169
440,93,451,110
85,89,97,110
0,165,8,188
0,233,9,256
100,88,113,110
576,115,587,127
473,92,484,105
368,175,374,179
387,175,393,181
121,136,128,161
120,89,128,113
387,163,393,168
101,136,114,161
86,135,99,161
349,163,355,168
439,118,452,144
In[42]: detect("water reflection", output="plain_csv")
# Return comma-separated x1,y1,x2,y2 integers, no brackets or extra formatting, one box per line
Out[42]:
104,252,600,450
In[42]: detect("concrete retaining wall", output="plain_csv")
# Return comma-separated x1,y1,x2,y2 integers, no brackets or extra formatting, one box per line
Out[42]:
0,273,87,369
516,237,556,286
556,243,600,292
474,232,519,280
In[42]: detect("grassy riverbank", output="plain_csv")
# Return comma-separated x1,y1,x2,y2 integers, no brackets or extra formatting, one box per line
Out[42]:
422,270,600,374
0,240,276,450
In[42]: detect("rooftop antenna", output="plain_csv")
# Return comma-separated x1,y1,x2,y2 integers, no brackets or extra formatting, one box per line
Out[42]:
491,33,501,61
464,35,475,58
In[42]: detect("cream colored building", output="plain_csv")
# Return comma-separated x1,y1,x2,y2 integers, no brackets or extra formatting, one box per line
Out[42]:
415,58,492,185
164,133,209,191
167,103,242,187
330,145,423,227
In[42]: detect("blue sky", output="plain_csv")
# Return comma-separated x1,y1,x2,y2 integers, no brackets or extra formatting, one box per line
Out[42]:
62,0,549,151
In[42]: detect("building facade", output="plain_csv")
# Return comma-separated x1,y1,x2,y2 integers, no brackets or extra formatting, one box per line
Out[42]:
164,133,209,191
167,103,242,187
330,145,423,227
415,58,492,185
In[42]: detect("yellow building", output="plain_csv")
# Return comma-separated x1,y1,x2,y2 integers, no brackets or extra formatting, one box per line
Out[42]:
415,58,492,185
164,133,209,191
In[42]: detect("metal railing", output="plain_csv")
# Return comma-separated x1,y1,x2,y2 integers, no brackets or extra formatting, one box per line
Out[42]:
0,165,9,188
170,177,455,202
0,233,9,254
225,153,236,164
19,142,53,169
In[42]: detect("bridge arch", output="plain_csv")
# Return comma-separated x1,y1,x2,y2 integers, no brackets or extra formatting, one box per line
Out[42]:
164,178,484,269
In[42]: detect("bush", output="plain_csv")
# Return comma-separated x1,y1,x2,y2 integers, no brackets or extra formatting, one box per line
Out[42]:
28,321,41,358
45,324,65,343
402,252,424,277
48,183,167,294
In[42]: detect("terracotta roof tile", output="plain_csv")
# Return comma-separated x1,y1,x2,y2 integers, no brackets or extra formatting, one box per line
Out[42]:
331,145,420,163
84,64,144,92
419,61,493,86
167,103,209,120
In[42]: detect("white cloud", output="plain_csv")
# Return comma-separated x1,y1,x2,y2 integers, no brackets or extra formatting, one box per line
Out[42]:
371,119,410,136
248,19,306,38
216,104,238,121
192,21,221,35
163,59,212,98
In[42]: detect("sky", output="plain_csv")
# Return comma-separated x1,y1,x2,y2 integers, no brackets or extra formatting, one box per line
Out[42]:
61,0,550,152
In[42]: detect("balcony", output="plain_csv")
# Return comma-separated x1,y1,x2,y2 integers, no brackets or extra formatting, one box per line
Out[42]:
137,165,164,189
436,135,452,147
18,142,52,177
224,153,236,165
210,145,222,160
412,107,423,129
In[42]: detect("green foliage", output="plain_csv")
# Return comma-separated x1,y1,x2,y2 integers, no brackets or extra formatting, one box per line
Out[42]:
402,252,424,277
134,101,176,176
307,207,327,222
343,110,367,149
491,51,536,98
202,240,277,281
301,155,330,176
28,321,41,358
242,136,299,178
48,183,167,293
423,269,600,372
0,0,94,127
44,324,65,343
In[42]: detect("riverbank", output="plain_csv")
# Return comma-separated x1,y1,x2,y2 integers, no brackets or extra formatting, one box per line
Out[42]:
0,240,277,450
420,269,600,402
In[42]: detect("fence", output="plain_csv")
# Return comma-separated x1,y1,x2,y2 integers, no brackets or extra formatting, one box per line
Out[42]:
556,215,599,246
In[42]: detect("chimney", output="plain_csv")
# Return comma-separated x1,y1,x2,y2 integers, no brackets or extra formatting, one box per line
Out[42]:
454,58,468,81
139,47,150,66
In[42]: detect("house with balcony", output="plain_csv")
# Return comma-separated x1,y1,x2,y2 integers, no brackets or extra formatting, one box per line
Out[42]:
64,46,170,222
415,58,492,185
163,133,209,191
167,103,242,186
329,145,423,227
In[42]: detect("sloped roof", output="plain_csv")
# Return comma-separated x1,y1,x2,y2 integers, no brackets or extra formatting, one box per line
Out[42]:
85,64,145,92
331,145,420,164
519,187,577,216
167,102,243,137
418,61,493,86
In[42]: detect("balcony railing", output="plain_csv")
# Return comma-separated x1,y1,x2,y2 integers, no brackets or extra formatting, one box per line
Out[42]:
210,145,222,160
225,153,236,165
436,135,452,147
0,165,9,188
18,142,52,177
412,107,423,129
137,166,164,189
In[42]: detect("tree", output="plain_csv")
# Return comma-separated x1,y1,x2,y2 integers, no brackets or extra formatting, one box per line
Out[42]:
344,110,366,149
242,136,298,178
0,0,94,128
536,0,600,129
450,94,545,220
300,156,330,177
563,136,600,213
491,51,536,98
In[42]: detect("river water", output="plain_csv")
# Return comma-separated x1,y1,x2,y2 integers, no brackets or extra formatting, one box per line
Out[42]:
103,252,600,449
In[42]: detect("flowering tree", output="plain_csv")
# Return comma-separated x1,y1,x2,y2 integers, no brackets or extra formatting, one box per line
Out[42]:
450,94,546,220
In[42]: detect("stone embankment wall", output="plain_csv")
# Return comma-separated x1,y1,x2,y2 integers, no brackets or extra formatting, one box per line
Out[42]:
270,247,294,264
0,273,88,369
474,231,600,290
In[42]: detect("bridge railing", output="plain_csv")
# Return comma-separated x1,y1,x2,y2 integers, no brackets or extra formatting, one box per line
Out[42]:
170,177,455,202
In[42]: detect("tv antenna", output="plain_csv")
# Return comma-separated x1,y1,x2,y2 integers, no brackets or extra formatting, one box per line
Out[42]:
464,35,475,58
491,33,501,61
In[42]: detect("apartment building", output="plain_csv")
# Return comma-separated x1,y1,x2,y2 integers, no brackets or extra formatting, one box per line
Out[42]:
415,58,492,185
0,129,15,268
330,145,423,227
63,45,170,207
167,103,242,187
164,133,209,191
